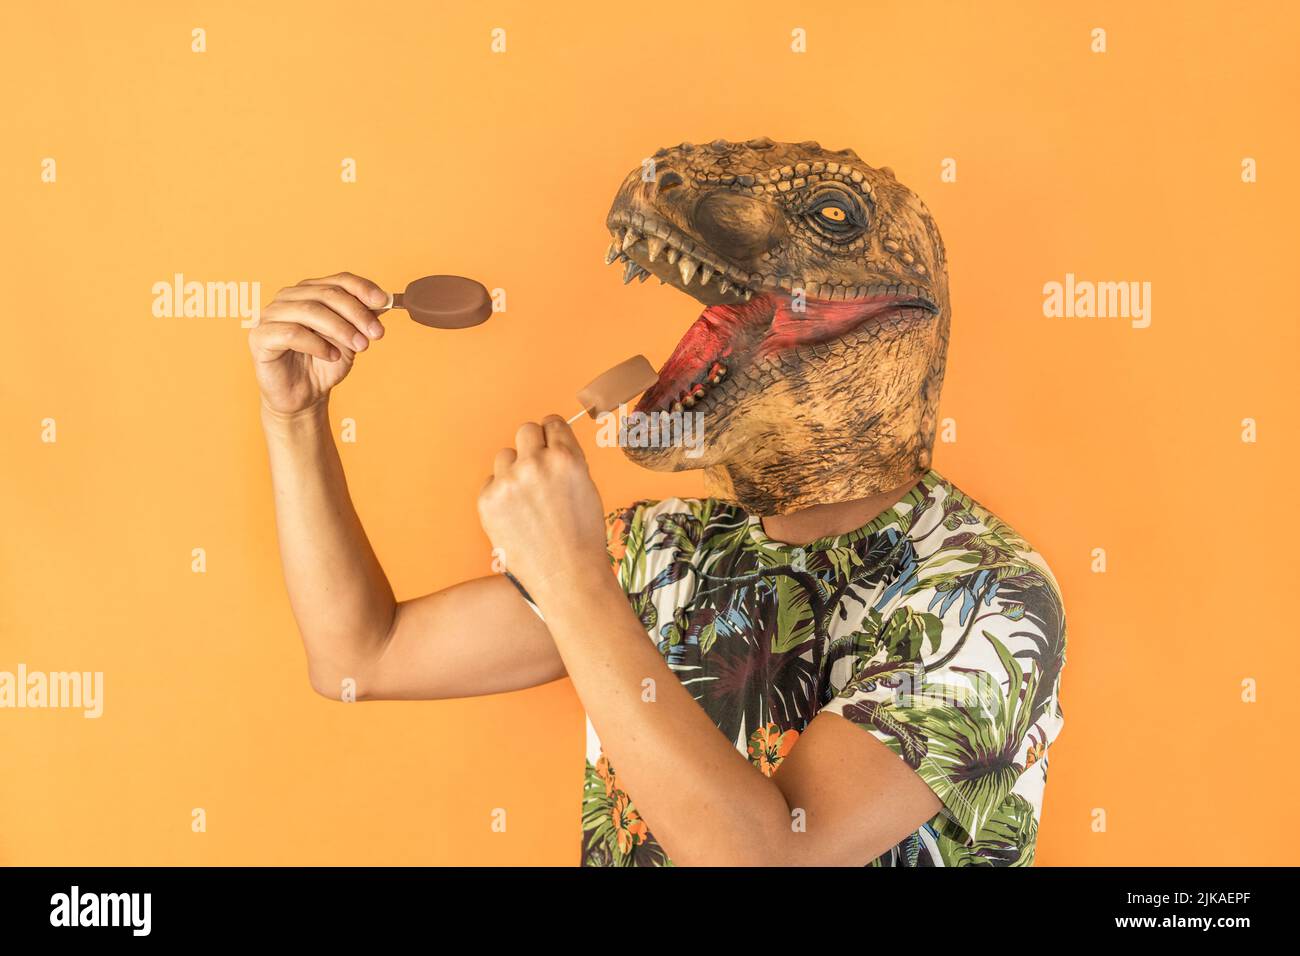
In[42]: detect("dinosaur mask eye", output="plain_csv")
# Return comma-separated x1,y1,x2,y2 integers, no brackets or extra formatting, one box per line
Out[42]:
804,190,867,241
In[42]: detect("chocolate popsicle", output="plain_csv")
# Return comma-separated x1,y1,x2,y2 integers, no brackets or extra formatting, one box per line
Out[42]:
567,354,659,423
384,275,492,328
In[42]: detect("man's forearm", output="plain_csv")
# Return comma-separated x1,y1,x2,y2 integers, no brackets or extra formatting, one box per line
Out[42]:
529,566,796,866
260,401,395,690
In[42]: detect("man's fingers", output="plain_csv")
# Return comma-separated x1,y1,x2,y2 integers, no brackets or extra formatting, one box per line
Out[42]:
265,300,371,354
541,415,585,460
493,447,518,479
250,322,340,363
299,272,390,311
277,285,385,342
515,422,546,458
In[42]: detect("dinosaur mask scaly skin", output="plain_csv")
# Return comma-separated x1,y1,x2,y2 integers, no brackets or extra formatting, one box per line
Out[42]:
605,137,951,517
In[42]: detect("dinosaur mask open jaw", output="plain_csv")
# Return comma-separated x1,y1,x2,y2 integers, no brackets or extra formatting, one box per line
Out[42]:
630,292,939,415
604,216,938,417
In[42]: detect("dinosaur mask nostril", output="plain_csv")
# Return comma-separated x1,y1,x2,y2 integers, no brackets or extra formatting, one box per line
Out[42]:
656,171,684,192
692,190,782,261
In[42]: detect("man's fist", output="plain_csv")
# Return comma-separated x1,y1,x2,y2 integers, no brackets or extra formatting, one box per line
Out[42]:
249,271,389,417
477,416,609,596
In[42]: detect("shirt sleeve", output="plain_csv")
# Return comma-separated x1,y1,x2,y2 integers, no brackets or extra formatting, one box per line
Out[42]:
820,574,1067,848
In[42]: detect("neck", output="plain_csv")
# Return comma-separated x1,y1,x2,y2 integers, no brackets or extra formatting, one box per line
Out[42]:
757,477,919,546
704,449,928,519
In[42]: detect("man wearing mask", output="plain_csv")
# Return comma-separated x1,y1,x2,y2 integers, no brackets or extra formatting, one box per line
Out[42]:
250,138,1067,867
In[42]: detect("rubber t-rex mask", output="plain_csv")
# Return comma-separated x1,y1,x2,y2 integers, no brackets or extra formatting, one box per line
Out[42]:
605,137,950,517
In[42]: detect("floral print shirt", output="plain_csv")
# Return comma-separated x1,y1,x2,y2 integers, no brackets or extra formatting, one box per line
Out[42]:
516,470,1067,866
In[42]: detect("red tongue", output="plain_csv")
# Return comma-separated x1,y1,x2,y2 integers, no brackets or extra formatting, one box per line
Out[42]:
762,295,911,355
637,295,775,411
636,293,922,412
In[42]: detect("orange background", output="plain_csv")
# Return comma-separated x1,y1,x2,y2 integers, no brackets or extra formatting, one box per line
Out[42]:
2,1,1295,865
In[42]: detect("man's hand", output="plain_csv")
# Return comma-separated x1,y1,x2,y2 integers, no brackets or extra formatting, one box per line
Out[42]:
249,271,390,417
477,416,610,596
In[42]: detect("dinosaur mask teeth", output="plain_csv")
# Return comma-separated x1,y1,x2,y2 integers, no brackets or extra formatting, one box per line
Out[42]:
605,224,755,302
623,260,652,284
637,295,777,414
676,364,728,408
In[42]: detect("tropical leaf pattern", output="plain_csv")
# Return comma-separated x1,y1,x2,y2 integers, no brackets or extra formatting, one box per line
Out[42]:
581,470,1067,867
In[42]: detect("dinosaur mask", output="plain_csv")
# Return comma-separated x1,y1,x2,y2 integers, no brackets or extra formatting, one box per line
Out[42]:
605,137,950,517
